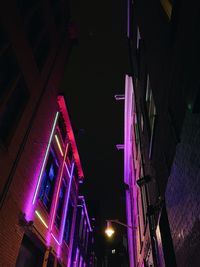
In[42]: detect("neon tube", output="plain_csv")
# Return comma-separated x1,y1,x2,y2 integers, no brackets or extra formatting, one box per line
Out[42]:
55,134,64,156
64,162,71,177
59,162,75,244
32,112,59,204
51,233,61,246
35,210,48,228
78,196,92,231
75,247,79,267
50,143,69,230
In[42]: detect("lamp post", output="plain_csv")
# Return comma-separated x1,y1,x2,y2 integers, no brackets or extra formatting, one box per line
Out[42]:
105,219,137,238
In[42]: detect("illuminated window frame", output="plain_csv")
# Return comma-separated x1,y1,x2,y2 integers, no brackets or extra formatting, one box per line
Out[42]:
32,112,59,204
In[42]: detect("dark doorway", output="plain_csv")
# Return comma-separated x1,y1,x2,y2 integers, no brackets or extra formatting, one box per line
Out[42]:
15,234,44,267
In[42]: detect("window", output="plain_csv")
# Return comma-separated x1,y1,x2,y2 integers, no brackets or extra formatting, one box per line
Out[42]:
79,211,84,239
145,75,156,158
64,198,74,245
34,32,50,71
58,114,67,142
49,0,65,29
55,179,66,228
39,149,59,211
15,234,44,267
26,10,44,48
0,46,19,100
0,76,29,144
17,0,40,19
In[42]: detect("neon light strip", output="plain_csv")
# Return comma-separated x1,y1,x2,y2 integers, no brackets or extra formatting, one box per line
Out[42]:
55,134,64,156
50,143,69,230
78,196,92,231
59,162,75,244
64,162,71,177
32,112,59,204
51,233,61,246
35,210,48,228
75,247,79,267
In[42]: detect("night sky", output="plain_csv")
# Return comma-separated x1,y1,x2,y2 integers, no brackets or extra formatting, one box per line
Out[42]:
60,0,130,259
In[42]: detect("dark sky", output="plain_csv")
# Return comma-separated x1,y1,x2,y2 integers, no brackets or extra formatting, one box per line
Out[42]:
60,0,130,258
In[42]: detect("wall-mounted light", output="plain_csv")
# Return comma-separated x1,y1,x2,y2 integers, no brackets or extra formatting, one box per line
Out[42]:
136,175,151,187
105,221,115,238
105,219,137,238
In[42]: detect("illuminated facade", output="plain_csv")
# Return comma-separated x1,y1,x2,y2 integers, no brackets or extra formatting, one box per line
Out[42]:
71,196,94,267
0,1,86,266
122,0,200,266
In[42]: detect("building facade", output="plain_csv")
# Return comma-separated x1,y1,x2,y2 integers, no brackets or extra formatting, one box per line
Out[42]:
121,0,200,266
0,1,87,266
71,196,95,267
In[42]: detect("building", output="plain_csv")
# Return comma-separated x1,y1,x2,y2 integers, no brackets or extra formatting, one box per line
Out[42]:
119,0,200,266
0,1,87,266
71,196,95,267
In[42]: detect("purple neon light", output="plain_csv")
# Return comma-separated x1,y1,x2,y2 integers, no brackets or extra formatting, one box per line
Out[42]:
49,143,69,230
32,112,59,204
59,162,75,244
78,196,92,232
64,162,71,177
75,247,79,267
124,75,136,267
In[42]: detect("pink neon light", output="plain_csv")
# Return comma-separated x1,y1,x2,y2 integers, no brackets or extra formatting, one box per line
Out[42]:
32,112,59,204
59,162,75,245
55,134,64,156
50,143,69,230
57,96,84,179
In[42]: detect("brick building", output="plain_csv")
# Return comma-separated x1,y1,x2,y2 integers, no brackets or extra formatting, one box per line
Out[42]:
0,1,93,266
119,0,200,266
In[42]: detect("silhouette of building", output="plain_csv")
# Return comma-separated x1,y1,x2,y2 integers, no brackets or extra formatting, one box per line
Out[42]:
119,0,200,266
0,1,95,266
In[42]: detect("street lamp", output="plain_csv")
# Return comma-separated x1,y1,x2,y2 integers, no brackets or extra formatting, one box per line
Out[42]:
105,219,137,238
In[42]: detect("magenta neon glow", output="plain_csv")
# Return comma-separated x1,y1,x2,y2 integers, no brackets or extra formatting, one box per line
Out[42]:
59,162,75,244
124,75,136,267
32,112,59,204
57,96,84,179
79,196,92,232
35,210,48,228
55,134,64,156
49,143,69,230
51,233,61,246
75,247,79,267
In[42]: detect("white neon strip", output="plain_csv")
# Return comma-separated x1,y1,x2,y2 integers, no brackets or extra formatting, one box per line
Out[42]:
51,233,61,246
55,134,64,156
35,210,48,228
59,162,75,244
50,143,69,230
32,112,59,204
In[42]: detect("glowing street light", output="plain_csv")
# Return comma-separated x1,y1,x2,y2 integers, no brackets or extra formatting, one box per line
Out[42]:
105,219,137,238
105,221,115,238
